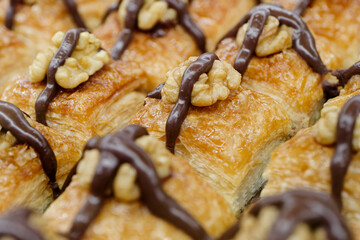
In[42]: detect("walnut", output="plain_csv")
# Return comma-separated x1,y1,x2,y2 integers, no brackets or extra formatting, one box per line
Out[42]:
76,149,100,187
29,31,109,89
315,105,360,150
236,16,293,57
118,0,188,30
0,127,17,151
161,57,242,107
233,207,327,240
77,136,172,202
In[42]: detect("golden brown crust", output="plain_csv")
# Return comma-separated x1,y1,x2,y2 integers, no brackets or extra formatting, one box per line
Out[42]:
216,40,324,132
262,90,360,238
0,27,32,87
264,0,360,68
0,60,146,140
0,120,82,213
44,154,236,239
94,0,255,91
131,87,292,215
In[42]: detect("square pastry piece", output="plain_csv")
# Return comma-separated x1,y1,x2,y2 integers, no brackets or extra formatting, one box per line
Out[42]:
44,125,236,240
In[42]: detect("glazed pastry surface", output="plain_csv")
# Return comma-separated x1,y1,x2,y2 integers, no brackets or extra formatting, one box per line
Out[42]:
44,154,236,239
0,119,82,213
262,90,360,238
263,0,360,68
0,0,117,87
95,0,255,91
131,87,292,215
0,60,146,140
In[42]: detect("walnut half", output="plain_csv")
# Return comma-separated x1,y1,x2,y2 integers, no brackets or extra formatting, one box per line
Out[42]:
118,0,187,31
76,135,172,202
29,31,109,89
315,105,360,151
236,16,293,57
161,57,242,107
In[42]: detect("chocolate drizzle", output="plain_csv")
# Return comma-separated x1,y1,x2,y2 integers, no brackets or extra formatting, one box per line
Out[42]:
5,0,86,30
67,125,212,240
0,101,60,198
330,95,360,208
102,0,122,23
110,0,205,60
293,0,313,16
35,28,86,126
0,208,44,240
147,82,165,99
110,0,143,59
332,61,360,89
5,0,17,29
62,0,87,28
250,190,352,240
220,4,328,76
165,53,218,153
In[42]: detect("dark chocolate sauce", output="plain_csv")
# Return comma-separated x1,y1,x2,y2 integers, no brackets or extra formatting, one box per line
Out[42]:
217,221,240,240
0,101,60,198
5,0,17,29
330,95,360,209
293,0,313,16
102,0,122,23
165,53,218,153
35,28,86,126
110,0,205,60
333,61,360,89
62,0,87,28
220,4,329,76
234,9,269,75
0,208,44,240
165,0,205,52
5,0,86,30
250,190,352,240
147,82,165,99
67,125,213,240
110,0,143,59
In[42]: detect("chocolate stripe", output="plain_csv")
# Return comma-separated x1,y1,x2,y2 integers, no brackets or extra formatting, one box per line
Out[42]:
111,0,205,60
0,208,44,240
0,101,60,198
220,4,328,77
35,28,86,126
293,0,313,16
63,0,87,28
234,9,269,75
67,125,212,240
5,0,17,29
250,190,352,240
331,95,360,208
165,53,218,153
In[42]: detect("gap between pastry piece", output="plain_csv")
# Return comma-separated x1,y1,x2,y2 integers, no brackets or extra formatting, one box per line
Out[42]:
130,0,348,216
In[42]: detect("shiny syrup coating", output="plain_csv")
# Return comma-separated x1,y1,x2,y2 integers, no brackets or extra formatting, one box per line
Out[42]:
35,28,86,126
220,4,328,77
165,52,218,153
250,190,352,240
5,0,86,30
330,94,360,209
66,125,213,240
0,208,44,240
0,101,60,198
111,0,205,60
